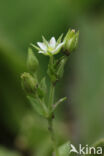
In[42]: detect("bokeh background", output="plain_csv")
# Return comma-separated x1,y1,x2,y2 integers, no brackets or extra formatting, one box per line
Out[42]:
0,0,104,155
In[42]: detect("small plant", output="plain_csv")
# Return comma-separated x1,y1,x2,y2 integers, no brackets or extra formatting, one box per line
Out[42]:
21,29,79,156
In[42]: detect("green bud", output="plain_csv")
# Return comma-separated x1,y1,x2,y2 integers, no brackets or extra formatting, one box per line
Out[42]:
27,48,39,73
21,72,37,96
63,29,79,55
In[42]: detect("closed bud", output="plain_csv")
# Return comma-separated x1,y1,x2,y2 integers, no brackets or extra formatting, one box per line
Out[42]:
27,48,39,73
21,72,37,96
63,29,79,55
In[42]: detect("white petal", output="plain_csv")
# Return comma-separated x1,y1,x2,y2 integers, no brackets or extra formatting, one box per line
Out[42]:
38,51,48,56
52,42,65,54
37,42,47,51
38,51,44,53
49,37,56,48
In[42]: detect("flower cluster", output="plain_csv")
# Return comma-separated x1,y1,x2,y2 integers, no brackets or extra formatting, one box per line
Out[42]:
31,29,79,56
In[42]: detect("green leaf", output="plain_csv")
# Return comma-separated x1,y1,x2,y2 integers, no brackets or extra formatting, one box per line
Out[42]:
58,141,70,156
27,96,44,116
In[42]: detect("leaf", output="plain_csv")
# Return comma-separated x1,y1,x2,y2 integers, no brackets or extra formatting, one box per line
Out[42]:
27,96,44,116
58,141,70,156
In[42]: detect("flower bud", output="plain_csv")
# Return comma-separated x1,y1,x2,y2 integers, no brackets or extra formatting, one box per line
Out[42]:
21,72,37,96
27,48,39,73
63,29,79,55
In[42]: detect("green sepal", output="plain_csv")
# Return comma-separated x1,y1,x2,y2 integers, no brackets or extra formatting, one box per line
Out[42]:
63,29,79,54
67,31,79,52
30,43,40,51
57,56,68,79
42,36,49,46
57,34,63,45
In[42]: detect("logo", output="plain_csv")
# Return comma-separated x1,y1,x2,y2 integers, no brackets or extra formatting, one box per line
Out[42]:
70,144,102,155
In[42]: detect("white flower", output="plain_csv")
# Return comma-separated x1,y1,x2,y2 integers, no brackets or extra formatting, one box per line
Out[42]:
31,35,64,56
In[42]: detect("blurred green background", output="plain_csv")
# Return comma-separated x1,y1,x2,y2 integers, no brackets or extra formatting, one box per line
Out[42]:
0,0,104,155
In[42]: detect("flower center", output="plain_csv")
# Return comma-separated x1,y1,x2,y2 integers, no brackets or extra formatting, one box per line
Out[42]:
48,47,54,52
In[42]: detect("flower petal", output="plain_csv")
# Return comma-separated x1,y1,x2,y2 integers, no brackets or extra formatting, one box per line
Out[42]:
52,42,65,55
37,42,47,51
49,37,56,48
38,51,48,56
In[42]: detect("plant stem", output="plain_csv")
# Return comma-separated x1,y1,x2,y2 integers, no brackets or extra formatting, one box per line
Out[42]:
48,83,55,110
48,84,59,156
48,56,59,156
48,117,59,156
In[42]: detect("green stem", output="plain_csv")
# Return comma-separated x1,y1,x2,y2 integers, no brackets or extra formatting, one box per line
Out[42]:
48,55,55,110
48,56,59,156
48,83,55,110
48,117,59,156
